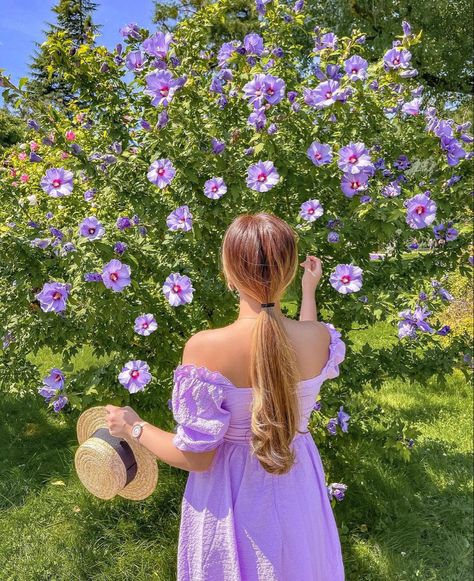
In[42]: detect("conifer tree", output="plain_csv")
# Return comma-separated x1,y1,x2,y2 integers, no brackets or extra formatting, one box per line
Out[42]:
28,0,100,106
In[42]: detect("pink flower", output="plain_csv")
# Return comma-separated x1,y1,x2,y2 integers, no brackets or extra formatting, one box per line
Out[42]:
20,174,29,182
65,130,76,141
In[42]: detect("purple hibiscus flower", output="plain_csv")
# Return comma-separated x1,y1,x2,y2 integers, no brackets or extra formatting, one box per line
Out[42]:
134,314,158,336
340,172,369,198
217,41,240,67
248,108,267,130
246,160,280,192
38,367,68,410
398,306,435,339
147,158,176,188
328,231,340,243
42,368,65,391
307,142,333,166
312,400,322,412
433,222,458,242
337,406,350,432
84,188,96,202
52,395,68,412
142,31,173,58
383,47,412,69
300,199,324,222
211,138,226,154
243,74,266,108
394,154,411,171
434,286,454,301
125,50,145,71
79,217,105,240
405,193,437,229
101,259,131,292
327,418,338,436
162,273,194,306
330,264,363,294
35,282,71,313
31,238,51,249
327,482,347,502
344,55,368,81
338,142,374,175
204,177,227,199
116,216,132,231
440,136,466,167
40,168,74,197
381,182,401,197
119,23,141,40
436,325,451,336
144,71,178,107
315,32,338,51
114,241,127,255
118,360,152,393
243,33,264,56
304,80,341,109
262,74,286,105
402,97,422,116
167,205,193,230
84,272,102,282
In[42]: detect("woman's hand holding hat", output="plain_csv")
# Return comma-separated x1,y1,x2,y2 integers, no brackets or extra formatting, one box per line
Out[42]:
105,404,142,439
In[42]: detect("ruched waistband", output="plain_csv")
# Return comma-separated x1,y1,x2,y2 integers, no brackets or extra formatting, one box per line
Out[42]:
223,430,310,446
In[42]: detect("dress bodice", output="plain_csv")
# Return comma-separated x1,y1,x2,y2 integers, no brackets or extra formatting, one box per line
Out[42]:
171,322,346,451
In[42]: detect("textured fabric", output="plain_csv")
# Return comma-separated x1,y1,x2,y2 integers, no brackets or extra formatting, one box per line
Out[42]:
171,321,346,580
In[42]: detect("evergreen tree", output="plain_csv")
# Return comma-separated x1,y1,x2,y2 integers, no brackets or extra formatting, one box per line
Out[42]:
27,0,100,106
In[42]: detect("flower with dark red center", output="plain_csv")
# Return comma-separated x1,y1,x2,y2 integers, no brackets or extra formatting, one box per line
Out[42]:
118,360,152,393
246,160,280,192
147,158,176,188
162,272,194,306
330,264,363,294
40,168,74,197
79,217,105,240
101,259,131,292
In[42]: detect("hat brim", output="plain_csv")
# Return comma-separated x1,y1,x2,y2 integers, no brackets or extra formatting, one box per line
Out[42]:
76,406,158,500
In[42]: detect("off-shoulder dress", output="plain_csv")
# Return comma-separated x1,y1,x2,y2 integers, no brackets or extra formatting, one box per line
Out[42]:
170,321,346,581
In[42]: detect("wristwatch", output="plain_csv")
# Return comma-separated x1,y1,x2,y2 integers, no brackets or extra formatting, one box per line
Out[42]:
131,421,148,441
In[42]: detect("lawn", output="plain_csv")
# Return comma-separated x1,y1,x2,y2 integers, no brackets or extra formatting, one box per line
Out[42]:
0,320,472,580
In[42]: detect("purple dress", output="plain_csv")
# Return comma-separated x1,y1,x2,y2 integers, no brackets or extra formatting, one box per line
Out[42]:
171,322,346,580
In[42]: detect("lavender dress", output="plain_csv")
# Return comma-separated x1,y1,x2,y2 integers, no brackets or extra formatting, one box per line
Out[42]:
171,322,346,581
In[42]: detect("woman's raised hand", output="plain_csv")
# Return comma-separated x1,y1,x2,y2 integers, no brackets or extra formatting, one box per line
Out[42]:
300,255,322,292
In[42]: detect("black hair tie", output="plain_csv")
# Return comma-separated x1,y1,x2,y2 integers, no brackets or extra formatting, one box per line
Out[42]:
261,302,275,308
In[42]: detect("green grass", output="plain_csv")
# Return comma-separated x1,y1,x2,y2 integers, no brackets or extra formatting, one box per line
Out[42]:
0,321,472,580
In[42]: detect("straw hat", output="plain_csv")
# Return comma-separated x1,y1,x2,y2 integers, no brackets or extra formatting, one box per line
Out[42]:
75,406,158,501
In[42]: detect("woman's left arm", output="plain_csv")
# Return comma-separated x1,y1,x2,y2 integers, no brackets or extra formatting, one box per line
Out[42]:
105,405,216,473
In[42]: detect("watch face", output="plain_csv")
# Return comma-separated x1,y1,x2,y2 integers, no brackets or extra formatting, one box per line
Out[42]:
132,424,142,438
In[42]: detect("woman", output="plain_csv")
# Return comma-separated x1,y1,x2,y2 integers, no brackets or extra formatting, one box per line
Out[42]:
106,212,346,580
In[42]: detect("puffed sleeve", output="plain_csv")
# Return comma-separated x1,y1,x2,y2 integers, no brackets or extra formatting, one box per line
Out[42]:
171,364,232,452
321,322,347,380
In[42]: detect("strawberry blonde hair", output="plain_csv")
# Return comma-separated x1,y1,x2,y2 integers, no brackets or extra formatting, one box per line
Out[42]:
221,212,303,475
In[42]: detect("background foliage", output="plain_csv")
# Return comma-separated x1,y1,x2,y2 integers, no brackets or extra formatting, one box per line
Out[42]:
0,0,473,474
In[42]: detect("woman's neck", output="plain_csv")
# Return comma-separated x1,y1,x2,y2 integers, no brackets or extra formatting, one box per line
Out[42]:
236,291,283,319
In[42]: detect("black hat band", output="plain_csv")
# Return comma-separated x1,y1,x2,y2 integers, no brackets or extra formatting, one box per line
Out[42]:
92,427,138,486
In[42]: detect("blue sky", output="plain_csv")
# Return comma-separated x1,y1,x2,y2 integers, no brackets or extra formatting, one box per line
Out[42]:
0,0,157,86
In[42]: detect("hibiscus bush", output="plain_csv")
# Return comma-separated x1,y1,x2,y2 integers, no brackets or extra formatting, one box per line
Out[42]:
1,0,472,460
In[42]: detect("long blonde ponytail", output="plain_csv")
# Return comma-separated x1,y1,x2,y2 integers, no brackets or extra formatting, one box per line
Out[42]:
221,212,303,475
